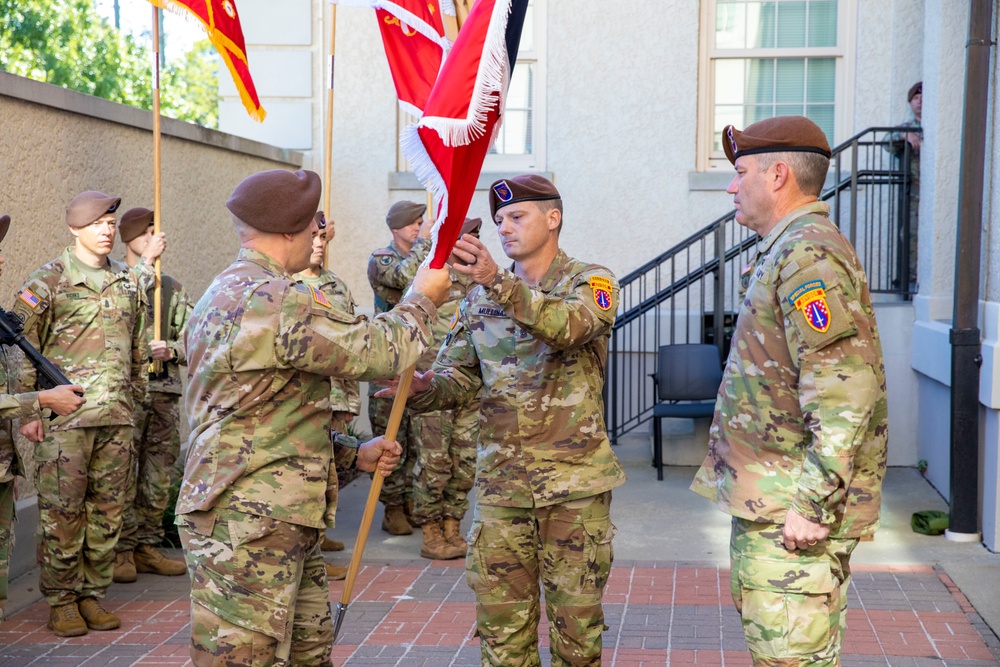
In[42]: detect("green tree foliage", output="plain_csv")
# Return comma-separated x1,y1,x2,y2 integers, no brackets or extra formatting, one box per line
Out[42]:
0,0,219,128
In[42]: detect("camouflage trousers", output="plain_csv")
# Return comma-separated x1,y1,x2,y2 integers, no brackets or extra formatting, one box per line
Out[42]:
410,403,478,525
35,425,133,606
118,392,182,552
466,492,615,666
369,396,416,509
0,479,14,620
177,509,332,667
730,518,859,667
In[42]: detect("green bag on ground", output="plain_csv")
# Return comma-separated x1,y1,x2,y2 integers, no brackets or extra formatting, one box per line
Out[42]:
911,510,949,535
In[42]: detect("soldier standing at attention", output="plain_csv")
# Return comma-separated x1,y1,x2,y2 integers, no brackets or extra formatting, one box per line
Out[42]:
0,214,87,622
690,116,888,667
367,200,433,535
112,207,188,582
13,192,151,637
293,210,362,581
381,175,626,665
175,169,451,666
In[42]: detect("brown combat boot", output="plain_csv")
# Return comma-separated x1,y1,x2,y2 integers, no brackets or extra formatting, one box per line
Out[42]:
442,517,467,552
321,536,345,551
134,544,187,576
78,597,120,631
381,505,413,535
420,521,466,560
113,550,137,584
325,563,348,581
47,602,88,637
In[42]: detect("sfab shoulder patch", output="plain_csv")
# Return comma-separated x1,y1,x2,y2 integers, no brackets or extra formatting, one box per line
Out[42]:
788,279,830,333
589,275,613,311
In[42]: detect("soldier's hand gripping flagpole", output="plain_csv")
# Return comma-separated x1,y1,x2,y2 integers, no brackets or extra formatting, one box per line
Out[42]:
333,365,416,643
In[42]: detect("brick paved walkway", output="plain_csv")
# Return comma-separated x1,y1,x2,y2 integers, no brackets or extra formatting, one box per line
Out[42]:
1,560,998,666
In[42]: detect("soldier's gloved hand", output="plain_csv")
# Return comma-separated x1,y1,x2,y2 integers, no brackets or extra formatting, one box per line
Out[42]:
409,266,451,306
38,384,86,416
356,436,403,476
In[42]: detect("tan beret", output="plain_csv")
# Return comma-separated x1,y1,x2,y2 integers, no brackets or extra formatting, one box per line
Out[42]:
0,214,9,244
226,169,321,234
908,81,922,102
460,217,482,236
386,201,426,230
490,175,560,219
67,191,121,228
119,207,154,244
723,116,831,165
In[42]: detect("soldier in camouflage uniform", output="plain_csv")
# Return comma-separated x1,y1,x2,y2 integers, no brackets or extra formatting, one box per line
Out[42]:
885,81,922,288
112,207,189,583
293,210,363,581
367,200,434,535
384,175,626,665
13,192,151,637
690,117,888,667
176,169,451,667
410,217,483,561
0,214,87,622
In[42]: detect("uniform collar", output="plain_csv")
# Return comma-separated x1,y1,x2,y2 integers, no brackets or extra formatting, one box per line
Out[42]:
237,247,288,277
533,248,572,293
756,201,831,255
60,246,118,290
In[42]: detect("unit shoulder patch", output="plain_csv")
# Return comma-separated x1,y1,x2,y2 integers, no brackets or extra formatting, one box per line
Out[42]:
589,275,613,311
787,279,830,333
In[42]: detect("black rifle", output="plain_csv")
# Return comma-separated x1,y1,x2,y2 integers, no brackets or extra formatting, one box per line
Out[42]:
0,307,77,418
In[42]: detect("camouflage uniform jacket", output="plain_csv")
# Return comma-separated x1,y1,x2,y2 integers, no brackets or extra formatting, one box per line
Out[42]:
409,249,627,508
418,269,477,372
12,247,148,431
886,118,921,182
690,202,888,539
0,349,41,483
131,259,193,395
295,268,361,415
177,248,436,529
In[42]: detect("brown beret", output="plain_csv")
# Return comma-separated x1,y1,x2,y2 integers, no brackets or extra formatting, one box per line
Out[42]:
908,81,922,102
67,191,121,228
386,201,426,230
226,169,321,234
460,217,482,236
489,174,560,218
723,116,831,165
119,207,154,244
0,214,9,244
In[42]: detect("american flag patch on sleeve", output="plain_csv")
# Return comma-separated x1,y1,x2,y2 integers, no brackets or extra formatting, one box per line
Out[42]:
18,289,41,309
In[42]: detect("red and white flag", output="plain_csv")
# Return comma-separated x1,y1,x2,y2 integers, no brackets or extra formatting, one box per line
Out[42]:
401,0,530,269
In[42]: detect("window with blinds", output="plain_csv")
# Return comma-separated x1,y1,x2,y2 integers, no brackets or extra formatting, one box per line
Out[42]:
699,0,852,169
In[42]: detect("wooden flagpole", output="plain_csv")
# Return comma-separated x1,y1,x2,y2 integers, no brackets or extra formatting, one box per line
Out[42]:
323,4,337,269
151,5,163,373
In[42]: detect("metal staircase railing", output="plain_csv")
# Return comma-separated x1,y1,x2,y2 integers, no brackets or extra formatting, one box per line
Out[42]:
606,125,919,442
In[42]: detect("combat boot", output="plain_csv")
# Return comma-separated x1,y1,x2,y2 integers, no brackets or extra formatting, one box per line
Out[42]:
420,521,466,560
321,536,345,551
381,505,413,535
134,544,187,576
113,550,137,583
442,517,467,552
47,602,88,637
78,597,120,631
325,563,348,581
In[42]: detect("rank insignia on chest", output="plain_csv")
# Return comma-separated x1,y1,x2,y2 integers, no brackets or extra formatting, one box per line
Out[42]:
310,286,332,309
788,279,831,333
589,275,613,311
739,262,753,291
18,289,41,309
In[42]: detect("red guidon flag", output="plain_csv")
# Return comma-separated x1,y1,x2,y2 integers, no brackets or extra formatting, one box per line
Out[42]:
401,0,529,268
334,0,453,117
147,0,266,121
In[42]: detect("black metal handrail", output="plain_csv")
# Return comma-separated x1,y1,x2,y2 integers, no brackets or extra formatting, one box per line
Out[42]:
606,125,920,442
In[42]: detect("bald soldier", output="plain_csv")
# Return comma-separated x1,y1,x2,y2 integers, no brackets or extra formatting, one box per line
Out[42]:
113,207,189,582
0,214,87,622
367,200,433,535
381,175,626,665
176,169,450,666
691,116,888,666
13,192,153,637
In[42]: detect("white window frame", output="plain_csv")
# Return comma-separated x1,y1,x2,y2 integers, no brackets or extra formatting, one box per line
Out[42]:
696,0,856,171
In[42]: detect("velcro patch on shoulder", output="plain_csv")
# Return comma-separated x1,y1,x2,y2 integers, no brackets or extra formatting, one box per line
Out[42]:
589,275,613,311
310,286,332,309
19,288,41,309
787,279,830,333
